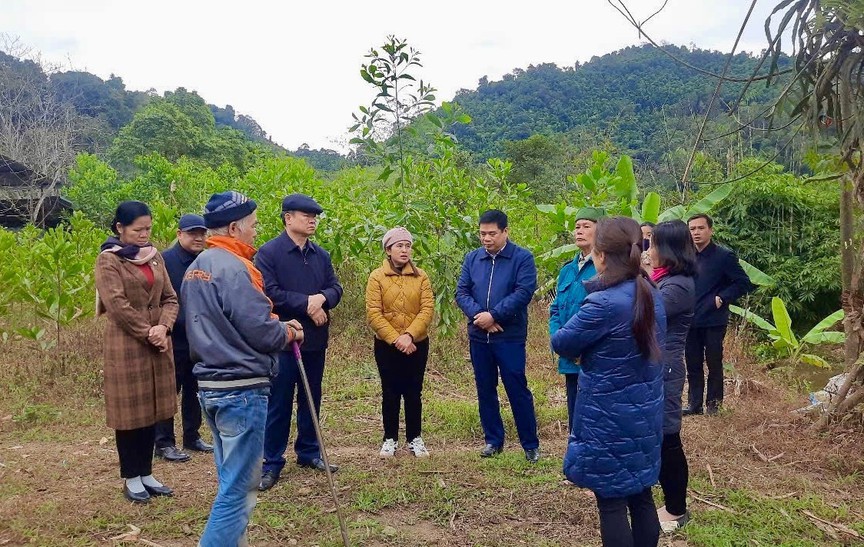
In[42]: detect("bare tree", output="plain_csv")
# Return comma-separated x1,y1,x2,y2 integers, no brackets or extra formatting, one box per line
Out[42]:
0,34,90,225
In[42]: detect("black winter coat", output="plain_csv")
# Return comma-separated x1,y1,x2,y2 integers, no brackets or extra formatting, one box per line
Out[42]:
693,242,754,328
657,273,694,434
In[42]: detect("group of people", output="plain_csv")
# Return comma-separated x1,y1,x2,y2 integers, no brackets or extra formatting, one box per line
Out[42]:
94,188,752,547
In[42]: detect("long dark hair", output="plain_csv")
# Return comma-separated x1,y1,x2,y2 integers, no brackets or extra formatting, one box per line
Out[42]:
652,220,696,277
594,216,660,361
111,201,151,235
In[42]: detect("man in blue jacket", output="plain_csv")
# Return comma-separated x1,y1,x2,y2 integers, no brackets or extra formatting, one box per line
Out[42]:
154,214,212,462
456,209,540,462
257,194,343,491
685,214,754,416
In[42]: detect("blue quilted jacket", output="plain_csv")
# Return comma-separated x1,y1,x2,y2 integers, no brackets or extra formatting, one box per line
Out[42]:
551,279,666,498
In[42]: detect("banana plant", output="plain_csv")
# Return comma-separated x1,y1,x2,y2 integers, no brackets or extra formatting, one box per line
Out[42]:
731,297,844,368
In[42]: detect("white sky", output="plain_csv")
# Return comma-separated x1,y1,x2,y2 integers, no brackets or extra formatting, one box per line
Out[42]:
3,0,781,151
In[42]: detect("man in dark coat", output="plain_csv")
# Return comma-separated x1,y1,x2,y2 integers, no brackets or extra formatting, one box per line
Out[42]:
456,209,540,463
154,214,213,461
685,214,754,415
257,194,343,491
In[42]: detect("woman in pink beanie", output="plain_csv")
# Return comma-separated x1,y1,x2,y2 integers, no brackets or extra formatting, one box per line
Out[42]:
365,227,435,458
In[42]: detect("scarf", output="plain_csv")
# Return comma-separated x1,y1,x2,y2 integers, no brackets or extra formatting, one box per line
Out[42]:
99,236,158,265
651,266,670,282
206,235,265,294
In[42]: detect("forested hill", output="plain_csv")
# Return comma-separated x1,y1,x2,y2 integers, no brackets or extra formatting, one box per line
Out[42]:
450,44,792,173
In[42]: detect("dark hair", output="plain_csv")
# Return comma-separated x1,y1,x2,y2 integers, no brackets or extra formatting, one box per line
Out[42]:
479,209,508,230
594,216,660,361
111,201,151,234
640,221,655,228
687,213,713,228
652,220,696,277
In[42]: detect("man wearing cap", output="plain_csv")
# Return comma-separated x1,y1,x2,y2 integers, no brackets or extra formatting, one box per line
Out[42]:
456,209,540,463
182,191,304,547
549,207,604,433
154,214,212,462
256,193,343,491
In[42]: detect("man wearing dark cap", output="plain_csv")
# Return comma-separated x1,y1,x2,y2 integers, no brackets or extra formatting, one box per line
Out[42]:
183,191,303,546
154,214,212,462
256,193,343,491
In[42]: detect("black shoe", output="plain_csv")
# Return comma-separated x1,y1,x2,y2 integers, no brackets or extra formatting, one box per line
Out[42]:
706,404,721,416
297,458,339,473
525,448,540,463
123,483,150,504
480,444,503,458
143,483,174,497
682,406,703,416
258,470,280,491
155,446,191,462
184,438,214,453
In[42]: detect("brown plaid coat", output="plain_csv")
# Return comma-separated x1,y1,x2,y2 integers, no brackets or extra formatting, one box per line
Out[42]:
95,252,179,430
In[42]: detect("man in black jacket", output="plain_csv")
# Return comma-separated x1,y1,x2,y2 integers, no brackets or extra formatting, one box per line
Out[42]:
684,214,754,416
256,194,343,491
154,214,213,461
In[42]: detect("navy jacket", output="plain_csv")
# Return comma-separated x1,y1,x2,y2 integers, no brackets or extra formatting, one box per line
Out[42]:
657,273,694,435
552,279,666,498
693,241,754,328
456,241,537,343
255,232,343,351
161,243,199,352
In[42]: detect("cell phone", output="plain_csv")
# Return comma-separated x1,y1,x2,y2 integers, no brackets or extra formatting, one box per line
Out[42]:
642,238,650,252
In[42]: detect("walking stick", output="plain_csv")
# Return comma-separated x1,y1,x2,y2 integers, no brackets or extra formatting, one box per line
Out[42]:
292,341,350,547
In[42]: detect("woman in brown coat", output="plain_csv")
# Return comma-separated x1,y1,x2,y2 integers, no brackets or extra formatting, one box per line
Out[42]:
366,227,435,459
94,201,179,504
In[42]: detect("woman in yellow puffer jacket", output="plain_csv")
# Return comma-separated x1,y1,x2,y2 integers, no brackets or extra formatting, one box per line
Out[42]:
366,227,435,458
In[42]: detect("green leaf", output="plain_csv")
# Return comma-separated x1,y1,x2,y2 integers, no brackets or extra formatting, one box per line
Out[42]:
739,259,775,287
613,155,637,201
800,354,832,368
771,297,797,348
730,304,776,333
538,243,579,261
684,183,735,217
658,205,686,222
801,310,846,344
641,192,662,224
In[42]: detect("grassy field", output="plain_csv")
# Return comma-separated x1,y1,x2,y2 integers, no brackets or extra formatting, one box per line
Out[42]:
1,305,864,546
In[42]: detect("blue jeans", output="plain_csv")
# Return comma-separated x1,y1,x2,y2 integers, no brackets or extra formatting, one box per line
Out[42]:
469,341,539,450
262,350,326,473
198,387,269,547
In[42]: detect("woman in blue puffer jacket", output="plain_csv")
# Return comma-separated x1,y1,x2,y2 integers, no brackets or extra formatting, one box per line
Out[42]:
551,216,666,547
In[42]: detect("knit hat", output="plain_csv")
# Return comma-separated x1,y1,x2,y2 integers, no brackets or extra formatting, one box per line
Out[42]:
382,227,413,249
203,191,257,228
575,206,606,223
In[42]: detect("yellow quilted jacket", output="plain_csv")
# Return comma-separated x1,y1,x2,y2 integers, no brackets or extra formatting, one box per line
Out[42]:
365,259,435,343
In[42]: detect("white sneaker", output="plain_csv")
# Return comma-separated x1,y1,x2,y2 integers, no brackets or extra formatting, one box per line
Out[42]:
379,438,398,458
407,436,430,457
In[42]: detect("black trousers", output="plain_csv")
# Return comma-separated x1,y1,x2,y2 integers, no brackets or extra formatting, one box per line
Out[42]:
659,432,689,516
116,426,155,479
685,325,727,410
595,487,660,547
154,349,202,448
565,373,579,434
375,338,429,442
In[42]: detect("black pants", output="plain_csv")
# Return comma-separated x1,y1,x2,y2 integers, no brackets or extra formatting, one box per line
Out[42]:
565,373,579,434
375,338,429,442
154,349,202,448
685,325,727,410
595,487,660,547
659,432,688,516
116,426,155,479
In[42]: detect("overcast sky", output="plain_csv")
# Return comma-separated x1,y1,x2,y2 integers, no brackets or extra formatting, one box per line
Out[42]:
4,1,782,150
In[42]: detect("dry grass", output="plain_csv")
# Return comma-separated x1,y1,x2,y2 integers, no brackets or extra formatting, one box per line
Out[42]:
1,306,863,546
